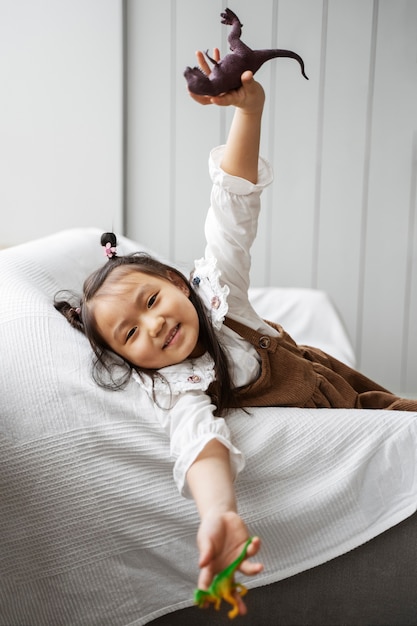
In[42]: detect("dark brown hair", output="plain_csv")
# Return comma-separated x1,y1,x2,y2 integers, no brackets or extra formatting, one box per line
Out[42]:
55,250,240,415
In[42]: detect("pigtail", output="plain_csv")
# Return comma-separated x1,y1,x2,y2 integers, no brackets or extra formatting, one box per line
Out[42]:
54,297,84,333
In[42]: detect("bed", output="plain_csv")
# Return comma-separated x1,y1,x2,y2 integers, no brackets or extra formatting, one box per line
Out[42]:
1,227,417,626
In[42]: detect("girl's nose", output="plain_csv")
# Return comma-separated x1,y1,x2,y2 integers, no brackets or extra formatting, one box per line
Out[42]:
143,314,164,337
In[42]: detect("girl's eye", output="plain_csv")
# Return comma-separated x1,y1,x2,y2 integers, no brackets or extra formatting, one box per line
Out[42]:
126,327,137,341
147,294,157,308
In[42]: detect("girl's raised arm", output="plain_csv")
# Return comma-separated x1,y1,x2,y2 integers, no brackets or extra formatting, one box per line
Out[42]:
189,52,265,184
218,71,265,183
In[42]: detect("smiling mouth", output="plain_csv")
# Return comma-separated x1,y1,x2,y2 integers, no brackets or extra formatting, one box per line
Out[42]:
163,324,179,348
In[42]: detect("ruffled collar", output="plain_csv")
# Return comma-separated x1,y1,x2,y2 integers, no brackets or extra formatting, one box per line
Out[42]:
132,351,216,396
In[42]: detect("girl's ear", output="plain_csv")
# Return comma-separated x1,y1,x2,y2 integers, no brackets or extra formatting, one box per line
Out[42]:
167,271,190,297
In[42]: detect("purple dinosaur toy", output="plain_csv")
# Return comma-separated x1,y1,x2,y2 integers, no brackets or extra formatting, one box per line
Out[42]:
184,8,308,96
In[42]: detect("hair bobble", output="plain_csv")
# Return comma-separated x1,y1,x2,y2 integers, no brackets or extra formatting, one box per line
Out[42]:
103,242,117,258
100,232,117,259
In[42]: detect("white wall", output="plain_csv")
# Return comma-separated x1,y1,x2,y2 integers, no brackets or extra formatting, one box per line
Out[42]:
126,0,417,395
0,0,123,246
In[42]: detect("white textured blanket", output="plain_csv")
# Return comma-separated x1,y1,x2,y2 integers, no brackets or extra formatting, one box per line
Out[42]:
1,229,416,626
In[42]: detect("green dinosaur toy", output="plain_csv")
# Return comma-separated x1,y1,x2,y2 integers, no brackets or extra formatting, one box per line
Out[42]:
193,537,253,620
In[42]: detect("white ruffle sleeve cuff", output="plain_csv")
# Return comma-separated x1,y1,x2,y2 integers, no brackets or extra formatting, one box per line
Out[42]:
132,373,245,498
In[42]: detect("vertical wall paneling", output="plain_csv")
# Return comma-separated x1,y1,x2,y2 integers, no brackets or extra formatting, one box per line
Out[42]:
355,0,379,368
173,0,224,270
359,0,417,389
268,0,324,288
318,0,375,361
125,0,174,259
311,0,328,290
261,0,280,287
402,131,417,391
122,0,127,235
169,0,177,262
126,1,417,395
0,0,123,245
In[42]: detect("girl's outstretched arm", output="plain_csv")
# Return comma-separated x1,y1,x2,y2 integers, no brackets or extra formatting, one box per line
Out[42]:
186,439,263,614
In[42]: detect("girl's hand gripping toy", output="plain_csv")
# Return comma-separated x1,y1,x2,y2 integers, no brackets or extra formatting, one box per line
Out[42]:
194,537,255,620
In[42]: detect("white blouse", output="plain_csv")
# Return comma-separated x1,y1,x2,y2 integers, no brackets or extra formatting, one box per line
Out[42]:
133,145,274,496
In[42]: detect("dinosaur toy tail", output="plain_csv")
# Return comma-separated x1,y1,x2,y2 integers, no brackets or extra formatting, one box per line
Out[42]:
257,49,309,80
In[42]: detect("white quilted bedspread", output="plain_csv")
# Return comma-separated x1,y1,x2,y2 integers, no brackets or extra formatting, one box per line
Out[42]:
1,229,416,626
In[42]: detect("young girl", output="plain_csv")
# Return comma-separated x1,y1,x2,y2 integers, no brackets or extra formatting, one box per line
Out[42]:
56,55,416,613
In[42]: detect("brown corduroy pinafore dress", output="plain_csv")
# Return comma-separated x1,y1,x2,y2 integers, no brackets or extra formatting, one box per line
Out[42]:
223,317,417,411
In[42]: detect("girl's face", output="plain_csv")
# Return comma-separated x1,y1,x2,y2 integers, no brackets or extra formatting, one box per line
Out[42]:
91,267,203,369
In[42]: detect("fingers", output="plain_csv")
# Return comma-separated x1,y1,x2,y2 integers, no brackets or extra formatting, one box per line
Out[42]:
240,559,264,577
213,47,221,63
208,88,245,107
195,48,221,76
188,90,215,106
247,535,262,557
198,537,215,569
208,71,261,108
195,50,210,76
187,60,261,108
239,536,264,577
235,593,248,616
198,564,214,591
240,70,254,84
